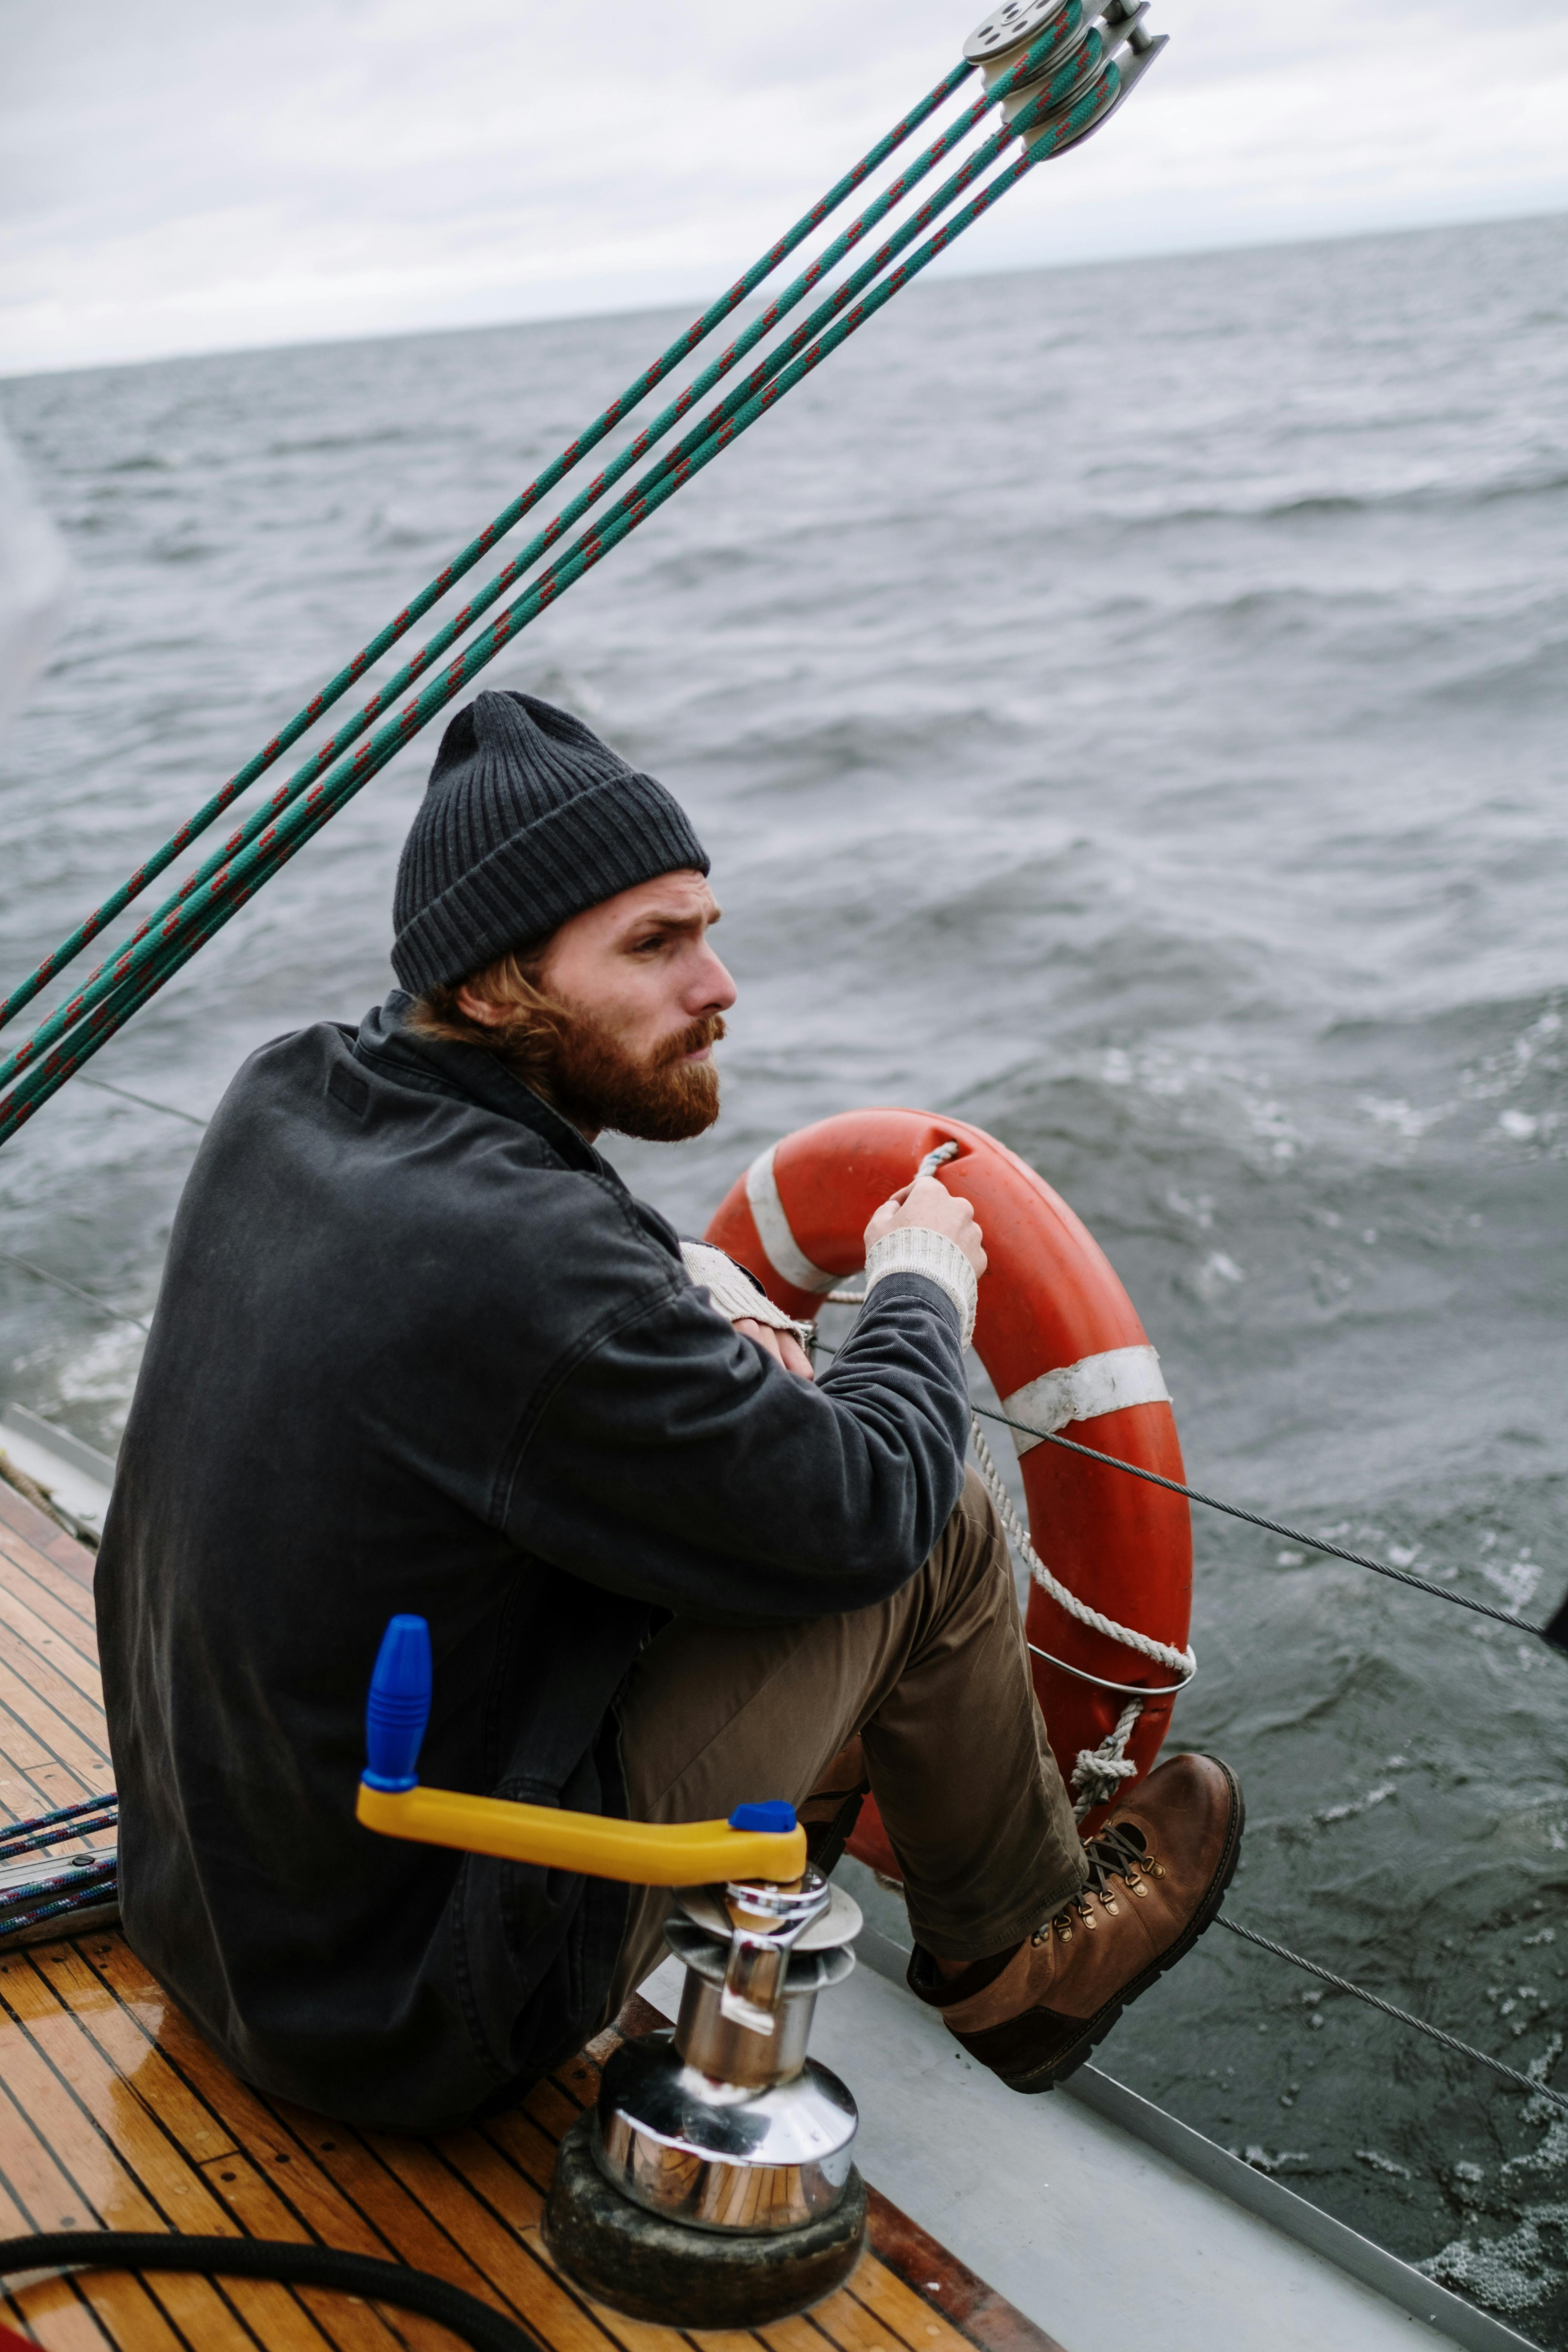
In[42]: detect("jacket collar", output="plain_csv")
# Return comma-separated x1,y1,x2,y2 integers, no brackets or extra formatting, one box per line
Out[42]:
352,991,612,1179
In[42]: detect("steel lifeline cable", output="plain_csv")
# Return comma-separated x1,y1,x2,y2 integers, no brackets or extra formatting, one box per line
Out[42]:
794,1346,1568,2113
0,0,1167,1143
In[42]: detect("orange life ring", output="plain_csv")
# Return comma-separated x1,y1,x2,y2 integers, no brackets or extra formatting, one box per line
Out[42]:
704,1107,1192,1867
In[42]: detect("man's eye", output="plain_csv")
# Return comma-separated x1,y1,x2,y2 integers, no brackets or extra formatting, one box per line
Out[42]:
634,934,665,954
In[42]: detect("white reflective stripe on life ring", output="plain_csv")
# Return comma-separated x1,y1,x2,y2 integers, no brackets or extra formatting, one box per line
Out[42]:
744,1144,838,1294
1002,1345,1170,1456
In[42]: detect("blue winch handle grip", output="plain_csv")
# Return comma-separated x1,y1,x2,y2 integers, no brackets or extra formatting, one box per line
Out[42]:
364,1614,433,1792
727,1800,798,1833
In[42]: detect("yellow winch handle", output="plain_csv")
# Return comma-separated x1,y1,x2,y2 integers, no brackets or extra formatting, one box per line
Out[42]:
357,1779,807,1885
358,1612,807,1885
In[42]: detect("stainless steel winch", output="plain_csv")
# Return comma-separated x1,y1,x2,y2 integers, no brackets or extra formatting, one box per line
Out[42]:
595,1868,863,2233
544,1860,869,2326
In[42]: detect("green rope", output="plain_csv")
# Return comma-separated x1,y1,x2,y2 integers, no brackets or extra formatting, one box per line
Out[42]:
0,17,1094,1116
0,63,975,1038
0,53,1132,1142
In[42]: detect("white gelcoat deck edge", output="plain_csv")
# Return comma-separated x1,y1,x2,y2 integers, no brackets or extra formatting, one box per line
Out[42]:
637,1948,1529,2352
0,1406,115,1535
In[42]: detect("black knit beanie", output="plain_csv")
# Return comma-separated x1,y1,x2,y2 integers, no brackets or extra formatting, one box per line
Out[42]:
390,691,709,997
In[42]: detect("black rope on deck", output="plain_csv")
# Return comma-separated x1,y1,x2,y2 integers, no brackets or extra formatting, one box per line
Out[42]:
0,1793,118,1858
0,2234,543,2352
0,1795,119,1943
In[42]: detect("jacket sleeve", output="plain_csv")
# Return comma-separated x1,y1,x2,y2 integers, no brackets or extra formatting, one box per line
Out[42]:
501,1259,973,1624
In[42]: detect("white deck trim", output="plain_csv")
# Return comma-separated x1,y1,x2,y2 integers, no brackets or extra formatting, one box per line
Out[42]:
0,1405,115,1536
801,1861,1533,2352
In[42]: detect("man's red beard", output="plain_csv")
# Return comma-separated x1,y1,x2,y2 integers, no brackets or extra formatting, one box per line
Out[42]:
529,1005,725,1141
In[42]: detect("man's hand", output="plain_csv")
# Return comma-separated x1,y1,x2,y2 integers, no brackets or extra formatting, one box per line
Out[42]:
735,1318,815,1381
863,1174,987,1281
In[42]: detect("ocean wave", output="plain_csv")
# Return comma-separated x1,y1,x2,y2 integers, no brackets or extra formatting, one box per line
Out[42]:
3,211,1566,2325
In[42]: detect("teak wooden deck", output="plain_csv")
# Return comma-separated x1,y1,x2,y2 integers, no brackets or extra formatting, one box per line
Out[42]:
0,1476,1063,2352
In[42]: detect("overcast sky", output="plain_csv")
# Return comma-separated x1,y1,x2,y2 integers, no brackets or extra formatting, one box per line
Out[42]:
5,0,1568,377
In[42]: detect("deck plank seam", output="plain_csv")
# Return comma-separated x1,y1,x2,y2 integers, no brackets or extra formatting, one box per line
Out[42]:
250,2110,522,2332
68,1945,468,2352
187,2151,411,2352
0,2064,212,2352
0,1557,101,1665
0,1711,110,1796
61,1945,441,2351
0,1649,112,1762
0,1589,104,1703
355,2125,621,2347
1,1755,106,1831
0,1665,112,1784
0,1536,98,1626
0,1979,251,2352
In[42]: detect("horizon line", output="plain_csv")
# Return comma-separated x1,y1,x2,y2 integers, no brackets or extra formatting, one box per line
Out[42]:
5,197,1566,390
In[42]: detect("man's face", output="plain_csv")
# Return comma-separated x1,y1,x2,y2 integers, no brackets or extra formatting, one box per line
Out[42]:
457,869,736,1141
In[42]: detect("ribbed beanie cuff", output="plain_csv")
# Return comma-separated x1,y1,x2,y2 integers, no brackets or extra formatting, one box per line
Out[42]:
391,691,709,996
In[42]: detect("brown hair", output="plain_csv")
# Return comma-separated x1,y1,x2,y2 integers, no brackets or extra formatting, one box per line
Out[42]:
404,942,567,1094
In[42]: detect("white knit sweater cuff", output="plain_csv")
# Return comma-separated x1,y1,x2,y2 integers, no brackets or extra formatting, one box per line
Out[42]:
680,1241,815,1345
863,1227,977,1348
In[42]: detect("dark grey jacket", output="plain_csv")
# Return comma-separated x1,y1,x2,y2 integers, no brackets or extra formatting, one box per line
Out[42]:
96,995,970,2127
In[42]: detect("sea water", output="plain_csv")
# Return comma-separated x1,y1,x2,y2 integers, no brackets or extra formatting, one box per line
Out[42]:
2,212,1566,2330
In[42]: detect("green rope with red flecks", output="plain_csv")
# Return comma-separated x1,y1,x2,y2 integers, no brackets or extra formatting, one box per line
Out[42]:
0,21,1133,1143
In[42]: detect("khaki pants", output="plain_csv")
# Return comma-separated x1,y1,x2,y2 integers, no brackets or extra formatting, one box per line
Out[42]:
603,1468,1088,2019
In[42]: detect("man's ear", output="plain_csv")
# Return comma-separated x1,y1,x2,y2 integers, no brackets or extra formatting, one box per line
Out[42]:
453,983,508,1027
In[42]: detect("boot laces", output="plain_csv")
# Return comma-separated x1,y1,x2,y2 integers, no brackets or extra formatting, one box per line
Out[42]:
1036,1820,1160,1943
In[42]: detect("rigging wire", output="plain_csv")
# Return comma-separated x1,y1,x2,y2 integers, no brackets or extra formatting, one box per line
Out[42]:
23,25,1096,1076
0,80,1036,1111
77,1074,208,1127
4,1789,1560,2129
969,1396,1566,1652
1217,1916,1568,2117
0,1249,149,1334
812,1338,1564,1651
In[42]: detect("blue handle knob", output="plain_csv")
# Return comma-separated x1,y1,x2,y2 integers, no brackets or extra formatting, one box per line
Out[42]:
364,1614,432,1792
727,1800,797,1834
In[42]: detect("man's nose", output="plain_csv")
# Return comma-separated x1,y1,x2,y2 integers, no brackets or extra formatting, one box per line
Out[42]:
689,943,737,1014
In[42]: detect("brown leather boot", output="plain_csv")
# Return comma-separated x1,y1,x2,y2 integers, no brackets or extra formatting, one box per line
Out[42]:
908,1752,1244,2093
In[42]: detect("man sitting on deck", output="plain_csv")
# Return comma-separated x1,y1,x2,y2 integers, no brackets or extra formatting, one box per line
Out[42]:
96,691,1243,2131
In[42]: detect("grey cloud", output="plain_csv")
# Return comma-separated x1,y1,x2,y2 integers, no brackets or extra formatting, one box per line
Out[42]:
3,0,1566,374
